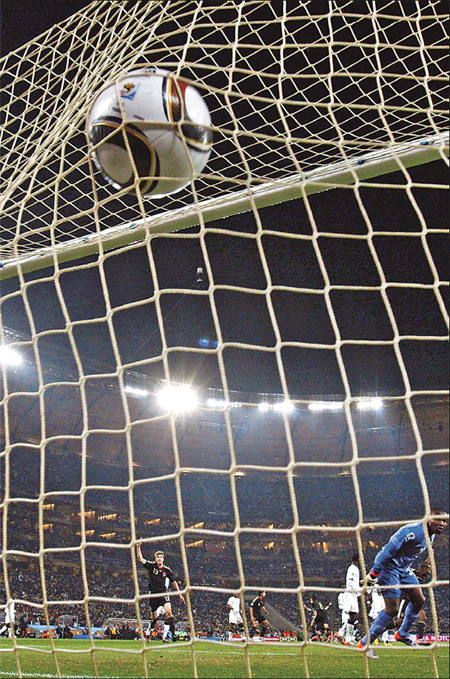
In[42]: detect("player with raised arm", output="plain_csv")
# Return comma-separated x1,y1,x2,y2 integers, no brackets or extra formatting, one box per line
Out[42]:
336,553,361,645
136,542,185,643
358,508,447,654
249,591,270,640
226,592,245,641
305,594,332,642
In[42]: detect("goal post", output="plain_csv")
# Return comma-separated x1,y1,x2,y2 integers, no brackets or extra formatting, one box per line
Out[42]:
0,131,448,280
1,2,449,277
0,2,449,678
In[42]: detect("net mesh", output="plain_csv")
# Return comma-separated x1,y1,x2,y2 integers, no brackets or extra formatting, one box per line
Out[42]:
1,0,448,262
0,1,449,678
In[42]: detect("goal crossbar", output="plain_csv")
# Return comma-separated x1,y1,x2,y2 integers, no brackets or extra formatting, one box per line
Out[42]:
0,132,447,281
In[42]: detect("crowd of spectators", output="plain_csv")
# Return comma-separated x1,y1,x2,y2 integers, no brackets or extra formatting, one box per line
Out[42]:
1,445,448,640
1,519,448,638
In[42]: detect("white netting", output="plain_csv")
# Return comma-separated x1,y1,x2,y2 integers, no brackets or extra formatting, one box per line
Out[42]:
0,2,449,678
0,0,448,266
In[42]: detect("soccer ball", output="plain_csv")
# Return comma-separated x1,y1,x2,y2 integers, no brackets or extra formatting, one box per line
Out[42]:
87,68,213,197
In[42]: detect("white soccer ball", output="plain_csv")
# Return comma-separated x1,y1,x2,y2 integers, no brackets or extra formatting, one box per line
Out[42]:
87,68,213,197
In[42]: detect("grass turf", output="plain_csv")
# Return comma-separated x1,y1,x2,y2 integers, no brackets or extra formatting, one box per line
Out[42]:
0,640,448,679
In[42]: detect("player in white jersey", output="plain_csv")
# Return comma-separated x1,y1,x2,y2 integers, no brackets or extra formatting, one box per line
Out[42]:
0,600,16,638
369,586,389,644
226,593,244,641
337,584,348,626
336,553,360,645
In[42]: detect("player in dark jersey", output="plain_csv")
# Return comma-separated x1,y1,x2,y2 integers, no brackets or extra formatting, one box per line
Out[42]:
137,542,185,642
305,594,333,642
249,591,270,639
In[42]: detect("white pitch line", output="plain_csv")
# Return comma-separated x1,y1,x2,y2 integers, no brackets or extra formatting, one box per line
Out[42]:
0,674,99,679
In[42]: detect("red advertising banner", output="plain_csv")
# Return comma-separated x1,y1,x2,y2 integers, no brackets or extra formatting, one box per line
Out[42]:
423,634,450,642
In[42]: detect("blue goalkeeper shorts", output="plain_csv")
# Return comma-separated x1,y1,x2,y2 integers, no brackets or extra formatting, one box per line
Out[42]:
378,565,420,599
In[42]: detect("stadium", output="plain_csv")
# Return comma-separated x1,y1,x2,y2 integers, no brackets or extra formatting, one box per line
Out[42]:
0,1,449,678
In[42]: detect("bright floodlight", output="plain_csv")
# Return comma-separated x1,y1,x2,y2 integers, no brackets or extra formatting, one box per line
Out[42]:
0,345,23,367
207,398,229,409
308,401,344,412
157,385,198,413
124,385,149,397
357,397,384,411
273,401,295,413
258,402,270,412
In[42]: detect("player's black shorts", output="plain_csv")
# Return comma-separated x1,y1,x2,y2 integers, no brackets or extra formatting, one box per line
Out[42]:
255,614,267,624
149,593,170,612
315,620,329,632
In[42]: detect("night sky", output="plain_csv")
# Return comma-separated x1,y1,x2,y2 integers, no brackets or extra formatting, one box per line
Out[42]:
1,0,92,54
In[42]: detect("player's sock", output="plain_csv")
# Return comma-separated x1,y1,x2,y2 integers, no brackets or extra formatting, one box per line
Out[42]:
345,624,354,643
336,623,349,644
162,624,170,640
417,621,425,640
397,603,419,638
0,625,7,636
166,617,176,640
360,610,393,646
227,631,233,641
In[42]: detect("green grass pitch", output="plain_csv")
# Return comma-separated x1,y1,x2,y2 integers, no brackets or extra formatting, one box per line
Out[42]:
0,640,448,678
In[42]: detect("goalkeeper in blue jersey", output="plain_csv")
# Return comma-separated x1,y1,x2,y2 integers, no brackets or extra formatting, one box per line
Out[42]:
358,508,447,652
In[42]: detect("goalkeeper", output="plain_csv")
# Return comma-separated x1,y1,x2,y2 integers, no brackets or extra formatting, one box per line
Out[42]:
358,508,447,650
394,561,433,646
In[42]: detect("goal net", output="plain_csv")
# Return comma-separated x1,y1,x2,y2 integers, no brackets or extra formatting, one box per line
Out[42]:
0,1,448,677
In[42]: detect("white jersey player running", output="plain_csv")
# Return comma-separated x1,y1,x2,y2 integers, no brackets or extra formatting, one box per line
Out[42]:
0,600,16,638
337,588,348,626
369,586,390,644
227,594,244,641
336,554,361,646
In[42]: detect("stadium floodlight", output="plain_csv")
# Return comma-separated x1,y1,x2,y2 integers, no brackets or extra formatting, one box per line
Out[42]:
206,398,229,409
258,402,271,412
157,385,198,413
357,397,384,411
124,385,149,398
273,401,295,414
0,345,23,367
308,401,344,412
